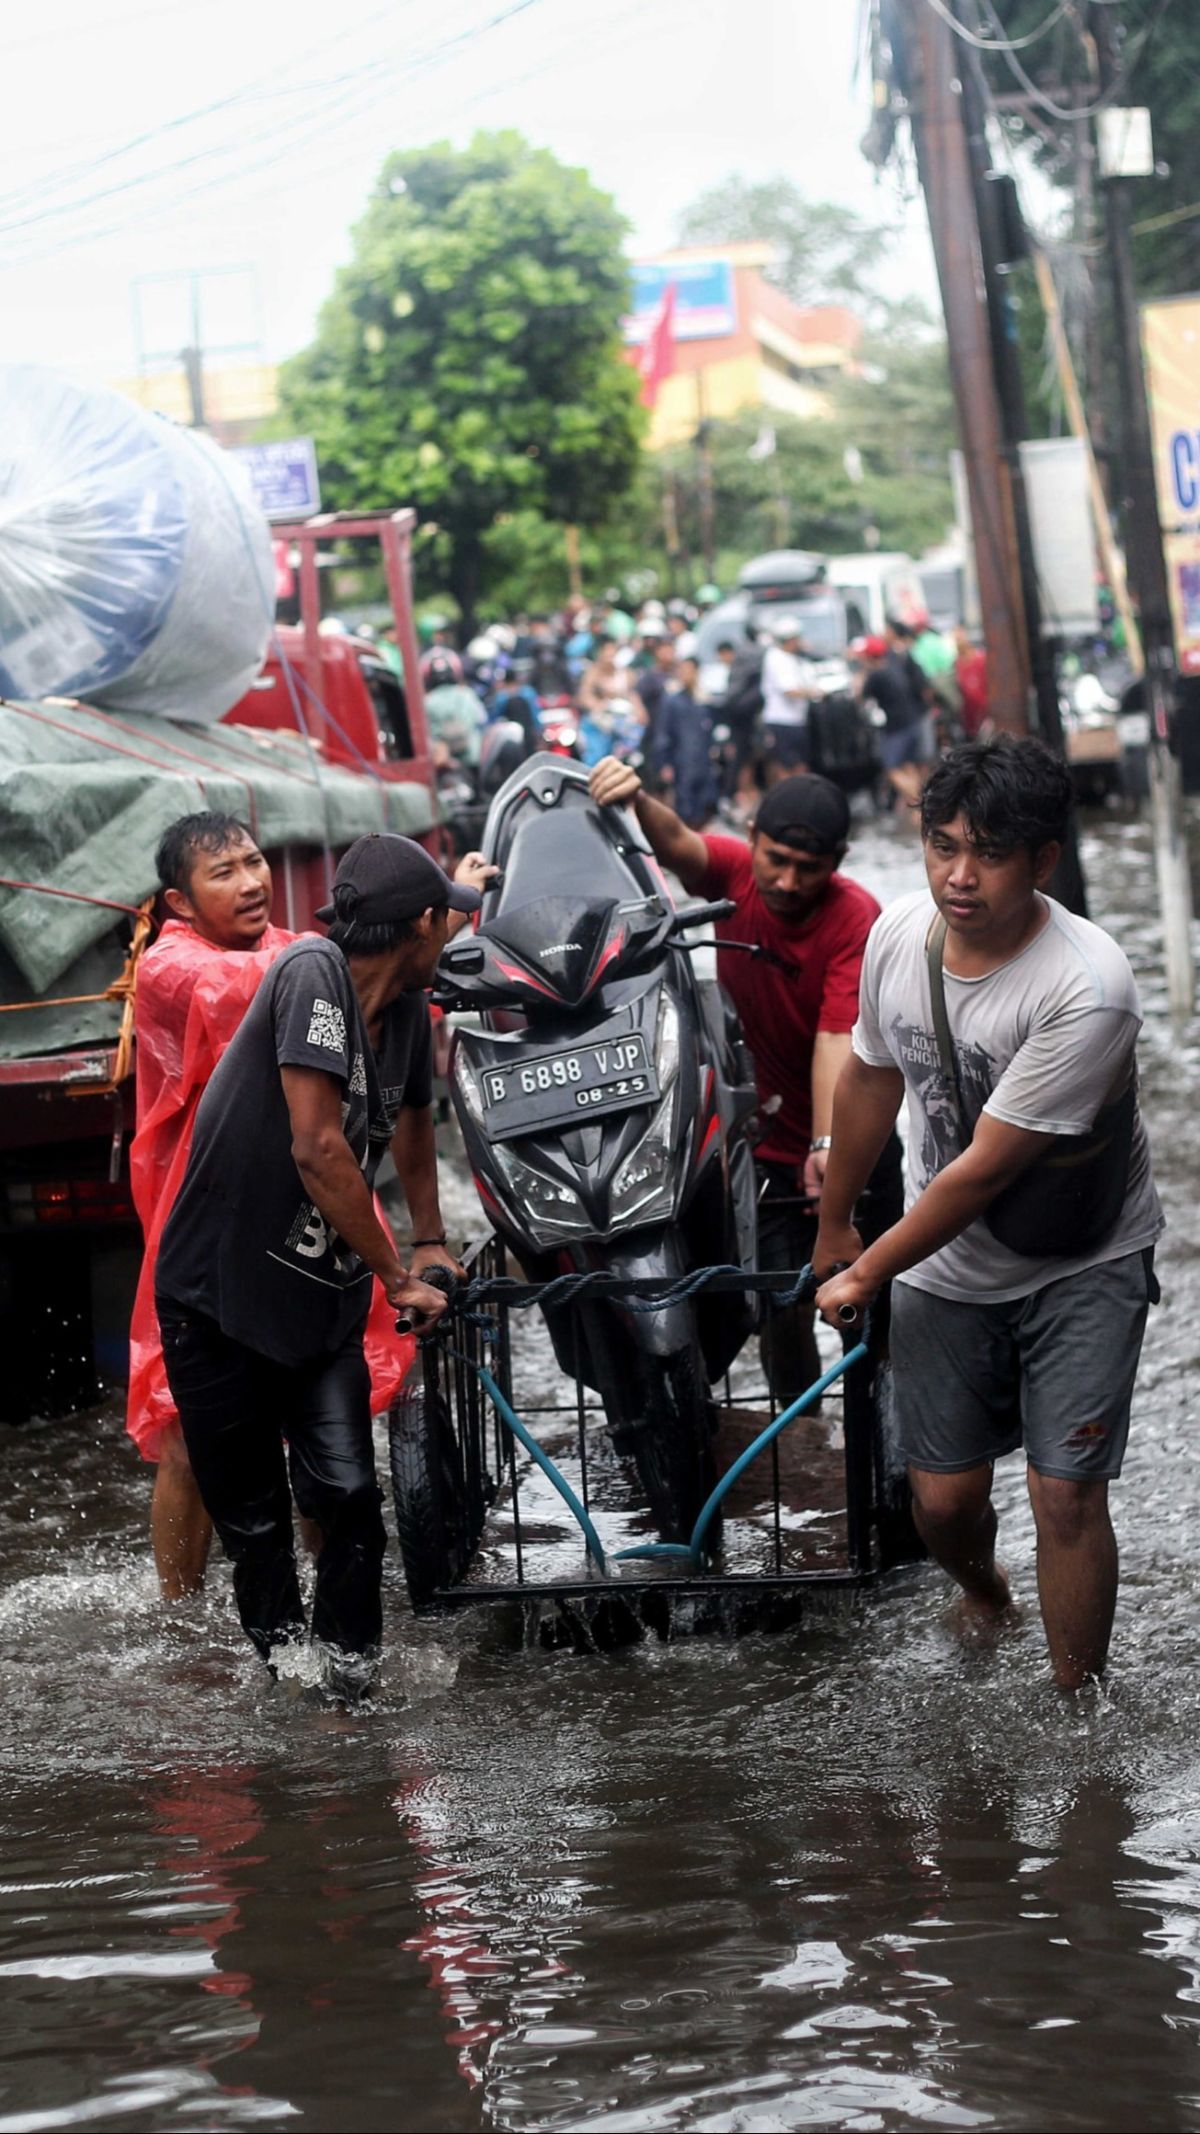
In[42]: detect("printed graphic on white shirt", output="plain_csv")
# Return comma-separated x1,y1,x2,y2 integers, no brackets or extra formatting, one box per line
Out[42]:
889,1016,995,1178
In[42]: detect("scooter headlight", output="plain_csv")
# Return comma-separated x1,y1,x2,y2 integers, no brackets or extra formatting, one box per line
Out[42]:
491,1141,591,1242
609,1084,678,1229
654,993,680,1086
451,1047,485,1126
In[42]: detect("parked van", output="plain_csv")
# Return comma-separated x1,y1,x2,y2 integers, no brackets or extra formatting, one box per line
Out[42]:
826,553,926,639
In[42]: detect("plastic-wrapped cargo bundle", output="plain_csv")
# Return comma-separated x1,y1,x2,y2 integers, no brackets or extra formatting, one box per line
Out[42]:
0,364,274,723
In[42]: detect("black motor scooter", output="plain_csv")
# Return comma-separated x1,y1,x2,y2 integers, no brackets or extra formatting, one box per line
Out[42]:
435,753,760,1546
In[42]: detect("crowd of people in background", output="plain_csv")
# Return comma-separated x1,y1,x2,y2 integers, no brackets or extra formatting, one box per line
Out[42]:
380,583,993,831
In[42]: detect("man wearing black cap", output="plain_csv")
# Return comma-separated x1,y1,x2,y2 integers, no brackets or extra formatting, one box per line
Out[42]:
589,757,898,1399
155,834,482,1694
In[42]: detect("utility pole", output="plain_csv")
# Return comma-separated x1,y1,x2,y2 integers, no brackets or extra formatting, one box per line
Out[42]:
960,50,1088,912
893,0,1030,735
1092,3,1195,1021
695,368,716,584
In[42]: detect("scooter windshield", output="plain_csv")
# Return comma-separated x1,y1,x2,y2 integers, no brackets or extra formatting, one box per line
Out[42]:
487,787,643,914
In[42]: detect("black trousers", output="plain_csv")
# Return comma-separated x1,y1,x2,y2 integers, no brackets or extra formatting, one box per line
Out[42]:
157,1303,386,1663
755,1135,905,1405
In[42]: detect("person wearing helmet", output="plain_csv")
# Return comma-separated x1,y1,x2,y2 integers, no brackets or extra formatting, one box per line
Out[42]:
420,645,463,687
696,583,721,610
761,616,816,782
424,651,486,768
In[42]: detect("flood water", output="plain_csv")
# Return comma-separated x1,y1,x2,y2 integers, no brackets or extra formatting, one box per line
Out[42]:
3,808,1200,2133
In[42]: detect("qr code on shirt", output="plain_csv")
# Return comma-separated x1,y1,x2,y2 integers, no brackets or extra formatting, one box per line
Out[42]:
306,998,347,1053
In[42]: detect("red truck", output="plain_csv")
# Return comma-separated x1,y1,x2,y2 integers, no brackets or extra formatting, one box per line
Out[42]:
0,508,443,1420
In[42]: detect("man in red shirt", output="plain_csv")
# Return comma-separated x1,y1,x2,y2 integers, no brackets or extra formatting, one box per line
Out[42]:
589,759,899,1399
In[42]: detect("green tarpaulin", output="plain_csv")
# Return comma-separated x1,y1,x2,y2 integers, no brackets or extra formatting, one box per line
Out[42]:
0,696,439,1061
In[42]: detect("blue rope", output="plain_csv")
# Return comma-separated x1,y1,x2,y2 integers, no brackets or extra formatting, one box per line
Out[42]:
455,1263,817,1319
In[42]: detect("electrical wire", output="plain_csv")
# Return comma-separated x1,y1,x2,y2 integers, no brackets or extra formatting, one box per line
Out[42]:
0,0,550,259
0,0,408,221
0,0,542,238
919,0,1070,51
975,0,1175,124
20,0,647,271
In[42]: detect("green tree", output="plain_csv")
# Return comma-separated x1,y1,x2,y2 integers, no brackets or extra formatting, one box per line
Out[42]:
829,307,957,552
278,131,644,631
676,173,896,313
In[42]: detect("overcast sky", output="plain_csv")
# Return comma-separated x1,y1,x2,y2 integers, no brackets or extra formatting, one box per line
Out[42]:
0,0,937,388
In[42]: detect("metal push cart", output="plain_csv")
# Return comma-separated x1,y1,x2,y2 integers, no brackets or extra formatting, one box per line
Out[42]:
387,1237,924,1646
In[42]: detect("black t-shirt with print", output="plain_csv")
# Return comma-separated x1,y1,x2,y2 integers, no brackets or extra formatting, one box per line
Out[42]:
156,938,432,1364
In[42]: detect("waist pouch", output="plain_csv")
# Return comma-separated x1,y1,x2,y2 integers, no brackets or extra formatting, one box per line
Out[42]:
926,915,1136,1258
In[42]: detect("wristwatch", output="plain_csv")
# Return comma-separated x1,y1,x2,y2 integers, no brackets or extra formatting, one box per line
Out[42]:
809,1137,833,1154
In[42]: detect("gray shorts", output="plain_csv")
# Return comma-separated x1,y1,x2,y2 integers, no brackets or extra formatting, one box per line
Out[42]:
890,1249,1158,1482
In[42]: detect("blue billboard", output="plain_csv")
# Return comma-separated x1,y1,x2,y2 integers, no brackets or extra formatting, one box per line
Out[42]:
624,258,737,345
229,437,321,521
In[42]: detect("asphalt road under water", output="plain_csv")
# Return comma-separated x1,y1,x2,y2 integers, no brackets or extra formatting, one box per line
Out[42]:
2,809,1200,2134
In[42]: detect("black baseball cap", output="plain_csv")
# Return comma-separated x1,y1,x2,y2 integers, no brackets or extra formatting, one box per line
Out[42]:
753,775,850,855
316,834,481,924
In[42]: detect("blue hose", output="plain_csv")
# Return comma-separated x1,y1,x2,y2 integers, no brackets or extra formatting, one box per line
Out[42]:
612,1338,867,1570
477,1362,609,1574
471,1337,867,1580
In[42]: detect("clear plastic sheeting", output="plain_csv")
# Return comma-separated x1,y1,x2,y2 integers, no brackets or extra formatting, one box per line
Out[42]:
0,365,274,723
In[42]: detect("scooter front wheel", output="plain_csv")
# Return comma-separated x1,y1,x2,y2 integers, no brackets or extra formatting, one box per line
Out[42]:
616,1342,720,1556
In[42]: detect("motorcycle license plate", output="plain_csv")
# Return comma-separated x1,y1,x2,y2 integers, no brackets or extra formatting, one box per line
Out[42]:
481,1034,658,1140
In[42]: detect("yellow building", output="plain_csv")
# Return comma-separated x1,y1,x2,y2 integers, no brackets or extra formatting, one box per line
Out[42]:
626,243,862,450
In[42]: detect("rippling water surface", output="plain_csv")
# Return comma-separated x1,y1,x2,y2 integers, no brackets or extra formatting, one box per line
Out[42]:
3,810,1200,2133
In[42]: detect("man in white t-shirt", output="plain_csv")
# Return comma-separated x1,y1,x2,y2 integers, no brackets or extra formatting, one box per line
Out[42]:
812,737,1162,1691
760,616,815,781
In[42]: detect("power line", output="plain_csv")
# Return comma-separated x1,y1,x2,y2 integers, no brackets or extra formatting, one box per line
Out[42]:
0,0,419,225
0,0,556,269
919,0,1070,51
0,0,547,249
975,0,1175,124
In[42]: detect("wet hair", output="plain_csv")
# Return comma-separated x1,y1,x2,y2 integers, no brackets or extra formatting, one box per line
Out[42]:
156,812,258,894
921,736,1074,857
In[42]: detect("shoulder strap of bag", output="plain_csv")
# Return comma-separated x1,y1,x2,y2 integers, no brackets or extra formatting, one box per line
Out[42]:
925,913,971,1149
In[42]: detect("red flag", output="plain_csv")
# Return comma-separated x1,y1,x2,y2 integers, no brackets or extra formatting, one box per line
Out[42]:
637,281,676,408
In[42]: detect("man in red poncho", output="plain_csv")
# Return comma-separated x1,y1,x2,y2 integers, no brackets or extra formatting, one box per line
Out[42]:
130,814,429,1599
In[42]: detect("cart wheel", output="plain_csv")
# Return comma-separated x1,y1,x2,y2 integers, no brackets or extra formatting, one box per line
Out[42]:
388,1383,463,1613
870,1359,925,1571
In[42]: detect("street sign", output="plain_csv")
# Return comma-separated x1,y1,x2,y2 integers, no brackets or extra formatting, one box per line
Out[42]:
229,437,320,521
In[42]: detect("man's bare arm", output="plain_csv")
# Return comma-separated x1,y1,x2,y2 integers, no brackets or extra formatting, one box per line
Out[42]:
813,1054,905,1264
390,1102,465,1281
816,1110,1056,1325
281,1066,445,1325
588,756,709,894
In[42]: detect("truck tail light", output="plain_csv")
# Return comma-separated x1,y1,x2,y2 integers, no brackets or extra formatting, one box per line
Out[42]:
5,1178,136,1228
